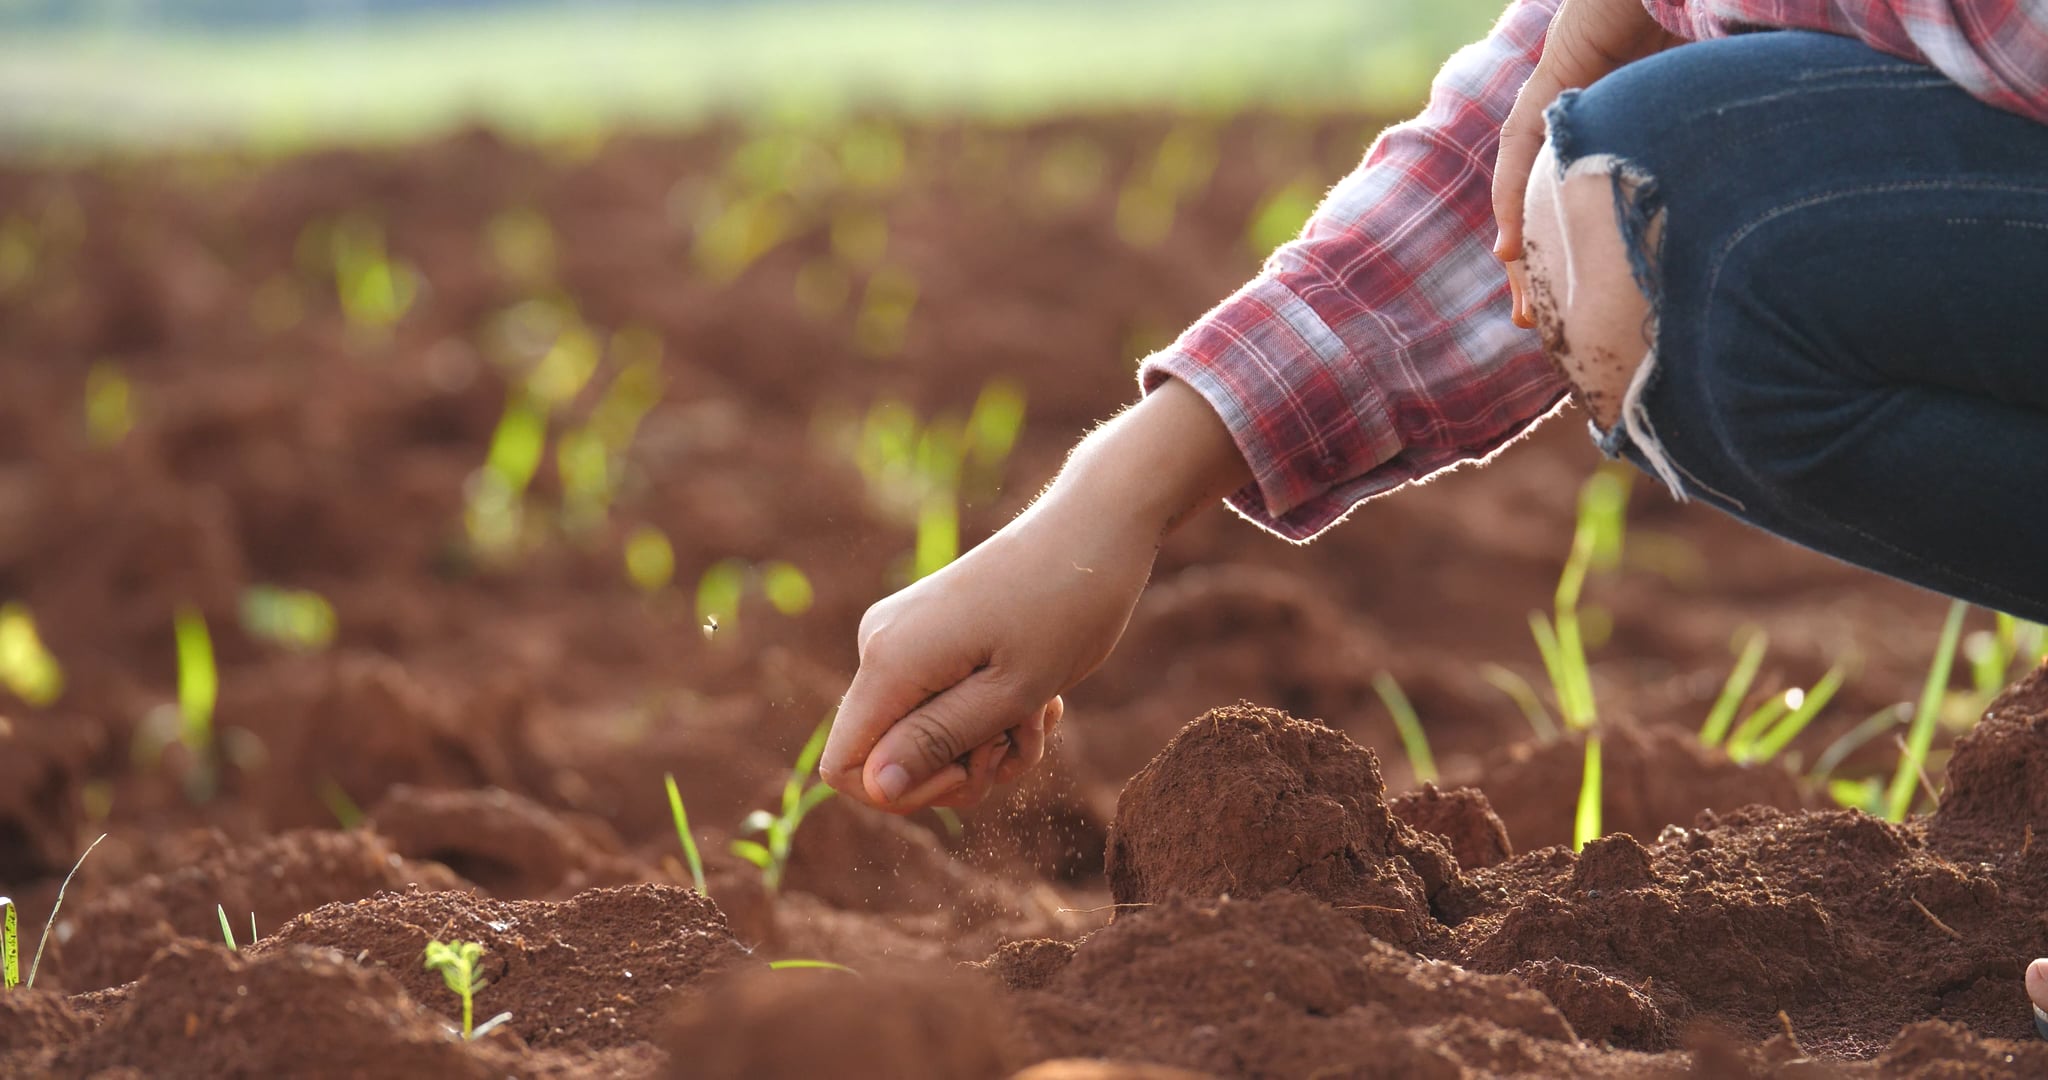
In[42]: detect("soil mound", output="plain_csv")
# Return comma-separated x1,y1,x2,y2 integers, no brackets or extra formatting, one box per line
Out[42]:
1104,705,1466,949
1010,891,1588,1079
53,827,466,992
662,967,1014,1080
1474,723,1811,852
368,784,648,899
1927,663,2048,862
39,941,517,1080
263,882,747,1050
1389,782,1514,870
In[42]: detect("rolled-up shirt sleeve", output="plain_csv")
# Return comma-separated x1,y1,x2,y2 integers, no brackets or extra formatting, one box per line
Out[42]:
1140,0,1568,542
1644,1,2048,124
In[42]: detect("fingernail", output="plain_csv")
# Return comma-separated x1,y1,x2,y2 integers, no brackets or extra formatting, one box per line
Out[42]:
876,763,911,804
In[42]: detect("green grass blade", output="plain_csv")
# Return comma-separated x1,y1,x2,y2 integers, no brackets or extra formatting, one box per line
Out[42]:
1529,613,1571,720
3,897,17,988
173,606,217,755
1884,600,1968,822
218,904,237,950
768,959,860,974
1480,663,1558,743
1724,698,1789,763
1808,704,1908,785
1554,608,1596,730
1371,672,1437,784
28,832,106,989
1573,736,1603,852
664,773,707,894
1700,628,1767,747
1745,664,1847,764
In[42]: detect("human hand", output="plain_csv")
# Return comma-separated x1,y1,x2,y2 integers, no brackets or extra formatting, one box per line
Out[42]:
1492,0,1681,328
819,498,1154,813
819,378,1251,814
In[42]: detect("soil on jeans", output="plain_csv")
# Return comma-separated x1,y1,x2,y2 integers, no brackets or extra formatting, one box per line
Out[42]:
0,117,2020,1076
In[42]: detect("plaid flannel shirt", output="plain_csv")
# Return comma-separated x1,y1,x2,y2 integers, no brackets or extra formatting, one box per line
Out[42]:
1139,0,2048,542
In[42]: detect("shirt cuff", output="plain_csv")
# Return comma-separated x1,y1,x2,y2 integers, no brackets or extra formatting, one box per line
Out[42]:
1137,276,1402,543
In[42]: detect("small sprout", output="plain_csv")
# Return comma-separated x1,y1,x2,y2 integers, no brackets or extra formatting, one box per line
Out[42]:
1371,672,1436,784
1884,600,1969,821
625,526,676,594
1809,704,1909,786
1575,737,1604,852
696,559,749,635
1480,663,1557,743
485,208,556,287
84,363,134,447
1699,628,1769,748
328,215,419,334
217,904,237,950
174,606,218,783
0,602,64,706
3,896,17,989
853,266,919,357
423,939,489,1040
930,807,964,840
768,959,859,975
319,778,365,829
759,562,813,616
240,585,337,652
1729,663,1847,764
731,717,836,894
664,773,708,894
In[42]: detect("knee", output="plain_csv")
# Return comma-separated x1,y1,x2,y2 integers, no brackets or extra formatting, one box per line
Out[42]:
1522,142,1660,430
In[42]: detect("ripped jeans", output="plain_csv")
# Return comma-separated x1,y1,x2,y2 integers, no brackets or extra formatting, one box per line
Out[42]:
1533,30,2048,623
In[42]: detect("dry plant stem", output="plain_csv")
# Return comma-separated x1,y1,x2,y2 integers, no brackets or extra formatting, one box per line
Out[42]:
28,832,106,989
1909,896,1964,942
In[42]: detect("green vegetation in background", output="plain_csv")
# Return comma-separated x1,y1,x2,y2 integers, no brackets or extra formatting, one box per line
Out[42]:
0,0,1505,150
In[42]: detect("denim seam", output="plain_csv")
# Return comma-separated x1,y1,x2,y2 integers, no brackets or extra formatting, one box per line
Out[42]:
1698,184,2048,613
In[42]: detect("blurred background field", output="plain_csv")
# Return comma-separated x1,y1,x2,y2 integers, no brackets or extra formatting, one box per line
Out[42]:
0,0,1503,150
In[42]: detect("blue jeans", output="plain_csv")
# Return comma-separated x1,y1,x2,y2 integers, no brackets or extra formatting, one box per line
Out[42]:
1548,31,2048,622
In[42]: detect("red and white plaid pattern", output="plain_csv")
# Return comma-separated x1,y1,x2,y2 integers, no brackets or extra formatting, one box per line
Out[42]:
1140,0,2048,541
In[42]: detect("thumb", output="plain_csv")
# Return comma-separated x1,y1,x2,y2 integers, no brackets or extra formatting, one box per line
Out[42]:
862,670,1037,811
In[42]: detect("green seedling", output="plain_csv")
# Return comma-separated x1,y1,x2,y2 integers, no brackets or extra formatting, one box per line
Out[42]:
1699,628,1769,748
847,383,1026,584
3,896,16,989
854,265,920,357
174,606,218,801
1575,737,1604,852
1371,672,1437,784
695,558,815,636
1726,663,1847,765
240,585,337,652
318,778,365,829
1521,466,1630,850
327,215,419,334
1884,600,1969,822
1480,663,1558,743
0,602,64,706
731,717,836,893
17,833,107,990
931,806,964,840
216,905,254,951
625,526,676,594
84,362,134,447
664,773,708,894
1810,704,1909,788
423,940,511,1041
768,959,859,974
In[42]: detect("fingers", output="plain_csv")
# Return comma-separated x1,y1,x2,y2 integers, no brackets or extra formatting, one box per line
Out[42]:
2028,957,2048,1014
995,696,1060,785
860,669,1039,814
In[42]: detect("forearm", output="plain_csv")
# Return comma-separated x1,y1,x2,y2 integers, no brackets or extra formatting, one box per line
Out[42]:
1024,378,1251,547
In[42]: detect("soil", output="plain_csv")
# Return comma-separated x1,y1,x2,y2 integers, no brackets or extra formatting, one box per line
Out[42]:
0,115,2035,1076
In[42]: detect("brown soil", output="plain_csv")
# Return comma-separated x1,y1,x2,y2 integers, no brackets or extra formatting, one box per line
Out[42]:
0,116,2028,1076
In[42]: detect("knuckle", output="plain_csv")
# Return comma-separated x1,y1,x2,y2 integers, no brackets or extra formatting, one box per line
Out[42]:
905,715,963,772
